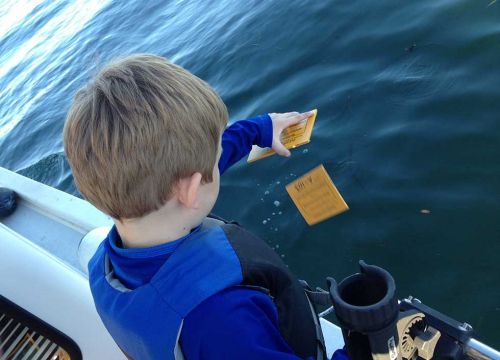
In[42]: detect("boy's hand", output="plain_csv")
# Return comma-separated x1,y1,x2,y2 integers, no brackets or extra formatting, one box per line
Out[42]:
268,111,314,157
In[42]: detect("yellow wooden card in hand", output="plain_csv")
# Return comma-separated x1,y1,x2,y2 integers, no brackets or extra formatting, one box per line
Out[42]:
286,165,349,225
247,109,317,163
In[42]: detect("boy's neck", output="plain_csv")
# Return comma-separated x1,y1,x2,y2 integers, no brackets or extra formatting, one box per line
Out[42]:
114,201,203,249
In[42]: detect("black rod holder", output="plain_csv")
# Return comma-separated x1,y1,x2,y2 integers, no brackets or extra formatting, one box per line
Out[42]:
328,261,400,360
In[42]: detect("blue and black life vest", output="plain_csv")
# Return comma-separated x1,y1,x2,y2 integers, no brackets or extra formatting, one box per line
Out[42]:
88,218,326,359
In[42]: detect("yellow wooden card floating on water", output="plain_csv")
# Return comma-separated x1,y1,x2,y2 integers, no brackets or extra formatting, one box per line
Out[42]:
286,165,349,225
247,109,317,163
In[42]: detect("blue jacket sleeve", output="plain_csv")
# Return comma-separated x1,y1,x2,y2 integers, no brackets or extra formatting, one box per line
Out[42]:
218,114,273,175
181,287,313,360
332,349,349,360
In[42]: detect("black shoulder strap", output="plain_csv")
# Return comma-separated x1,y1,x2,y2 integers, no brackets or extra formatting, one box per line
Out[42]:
221,223,327,360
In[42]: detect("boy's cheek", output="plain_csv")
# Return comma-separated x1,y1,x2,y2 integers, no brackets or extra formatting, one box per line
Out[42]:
198,173,220,213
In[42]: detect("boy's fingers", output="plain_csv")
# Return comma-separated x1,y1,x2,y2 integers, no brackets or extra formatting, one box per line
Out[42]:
286,111,312,126
273,140,291,157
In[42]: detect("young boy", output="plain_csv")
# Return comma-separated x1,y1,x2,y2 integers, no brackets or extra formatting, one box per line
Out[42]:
64,54,327,359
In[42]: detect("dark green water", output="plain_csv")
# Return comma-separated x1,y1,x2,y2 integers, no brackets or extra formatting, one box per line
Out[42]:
0,0,499,347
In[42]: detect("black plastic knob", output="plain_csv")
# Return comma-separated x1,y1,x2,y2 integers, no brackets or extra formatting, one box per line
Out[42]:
0,188,18,218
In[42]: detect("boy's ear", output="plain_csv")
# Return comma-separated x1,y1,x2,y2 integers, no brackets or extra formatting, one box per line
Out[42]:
175,172,203,208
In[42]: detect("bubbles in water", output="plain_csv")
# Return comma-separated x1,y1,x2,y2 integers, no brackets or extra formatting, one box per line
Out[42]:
281,254,285,258
276,181,281,185
264,190,270,195
267,218,271,221
262,220,267,224
275,244,280,249
278,211,282,215
274,200,280,207
272,212,275,215
302,148,308,154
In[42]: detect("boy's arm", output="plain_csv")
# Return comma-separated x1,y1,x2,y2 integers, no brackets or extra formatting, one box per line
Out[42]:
218,114,272,175
181,287,313,360
219,111,313,175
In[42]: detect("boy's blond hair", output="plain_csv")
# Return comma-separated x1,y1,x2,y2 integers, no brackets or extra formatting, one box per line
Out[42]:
64,54,228,219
